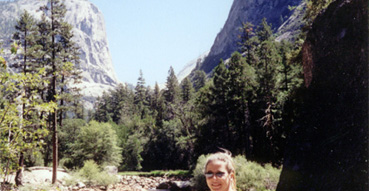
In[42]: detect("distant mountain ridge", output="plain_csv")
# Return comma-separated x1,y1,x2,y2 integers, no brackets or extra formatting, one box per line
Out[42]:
194,0,304,75
0,0,118,108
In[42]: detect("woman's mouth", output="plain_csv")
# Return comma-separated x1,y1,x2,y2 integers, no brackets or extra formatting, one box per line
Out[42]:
211,183,222,190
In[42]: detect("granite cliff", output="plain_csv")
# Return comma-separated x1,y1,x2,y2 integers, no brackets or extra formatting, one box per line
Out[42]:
195,0,303,74
0,0,118,108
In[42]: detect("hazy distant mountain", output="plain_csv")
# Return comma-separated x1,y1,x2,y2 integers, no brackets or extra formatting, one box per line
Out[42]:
194,0,304,75
177,51,209,83
0,0,118,109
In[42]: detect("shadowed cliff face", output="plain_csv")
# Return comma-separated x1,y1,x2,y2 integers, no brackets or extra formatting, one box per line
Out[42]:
197,0,302,74
277,0,368,190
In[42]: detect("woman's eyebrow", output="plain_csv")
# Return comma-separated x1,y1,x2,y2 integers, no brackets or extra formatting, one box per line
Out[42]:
216,171,225,174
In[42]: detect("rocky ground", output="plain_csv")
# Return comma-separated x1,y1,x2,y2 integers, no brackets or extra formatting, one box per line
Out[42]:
75,176,190,191
1,167,191,191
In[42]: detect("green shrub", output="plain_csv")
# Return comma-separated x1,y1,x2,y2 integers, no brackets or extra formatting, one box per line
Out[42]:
119,170,190,176
77,160,118,187
19,183,55,191
78,160,100,185
192,154,281,191
94,172,118,187
63,171,79,187
66,120,122,168
192,154,209,190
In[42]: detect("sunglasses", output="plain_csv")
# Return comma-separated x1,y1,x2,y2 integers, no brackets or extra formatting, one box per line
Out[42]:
204,171,226,178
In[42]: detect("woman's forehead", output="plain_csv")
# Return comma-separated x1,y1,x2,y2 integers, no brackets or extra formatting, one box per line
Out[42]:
206,160,227,171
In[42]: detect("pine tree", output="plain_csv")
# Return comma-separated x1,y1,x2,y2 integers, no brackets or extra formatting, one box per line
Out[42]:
12,10,40,186
163,66,180,120
192,70,206,92
93,92,113,122
164,66,180,103
58,22,82,127
238,22,259,66
196,60,231,153
38,0,81,183
12,10,39,74
151,82,164,126
257,40,280,103
257,18,273,42
180,77,194,102
252,19,283,162
227,52,257,155
134,70,148,119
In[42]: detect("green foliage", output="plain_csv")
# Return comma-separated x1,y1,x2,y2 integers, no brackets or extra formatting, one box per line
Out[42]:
192,70,206,92
164,66,180,104
121,132,144,171
0,68,56,182
78,160,100,185
303,0,334,30
235,156,281,191
19,183,56,191
180,77,194,102
119,170,190,176
59,118,86,167
65,121,122,168
77,160,118,187
192,154,281,191
192,155,209,190
134,70,150,119
196,53,258,155
93,84,134,124
257,18,273,42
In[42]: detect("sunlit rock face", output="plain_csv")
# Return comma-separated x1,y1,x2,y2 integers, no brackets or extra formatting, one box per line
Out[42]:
277,0,368,190
0,0,118,108
196,0,303,74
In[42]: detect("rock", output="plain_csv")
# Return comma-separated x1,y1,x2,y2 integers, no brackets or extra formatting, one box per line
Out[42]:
104,166,118,175
22,167,71,185
77,182,86,188
196,0,303,74
0,0,119,110
277,0,368,190
157,182,170,189
171,181,192,191
157,180,192,191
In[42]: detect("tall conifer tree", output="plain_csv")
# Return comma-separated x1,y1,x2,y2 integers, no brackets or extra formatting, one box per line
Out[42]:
164,66,180,120
12,10,40,186
192,70,206,92
38,0,81,183
134,70,148,119
180,77,194,102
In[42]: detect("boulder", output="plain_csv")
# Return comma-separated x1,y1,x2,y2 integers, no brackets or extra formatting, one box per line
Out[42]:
157,180,192,191
104,166,118,175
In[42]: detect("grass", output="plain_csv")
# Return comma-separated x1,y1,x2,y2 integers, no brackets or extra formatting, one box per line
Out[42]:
119,170,191,177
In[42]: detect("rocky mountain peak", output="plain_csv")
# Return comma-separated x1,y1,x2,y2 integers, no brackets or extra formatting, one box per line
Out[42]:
196,0,303,74
0,0,119,108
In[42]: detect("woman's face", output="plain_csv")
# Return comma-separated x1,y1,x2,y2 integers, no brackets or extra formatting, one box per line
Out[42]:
205,160,234,191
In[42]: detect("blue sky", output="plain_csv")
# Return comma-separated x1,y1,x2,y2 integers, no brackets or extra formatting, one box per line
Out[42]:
89,0,233,86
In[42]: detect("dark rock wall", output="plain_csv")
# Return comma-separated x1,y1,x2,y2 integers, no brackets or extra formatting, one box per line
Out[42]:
277,0,368,190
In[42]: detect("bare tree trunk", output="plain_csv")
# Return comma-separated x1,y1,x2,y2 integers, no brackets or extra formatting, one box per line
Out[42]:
51,1,58,184
52,109,58,184
15,152,24,186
